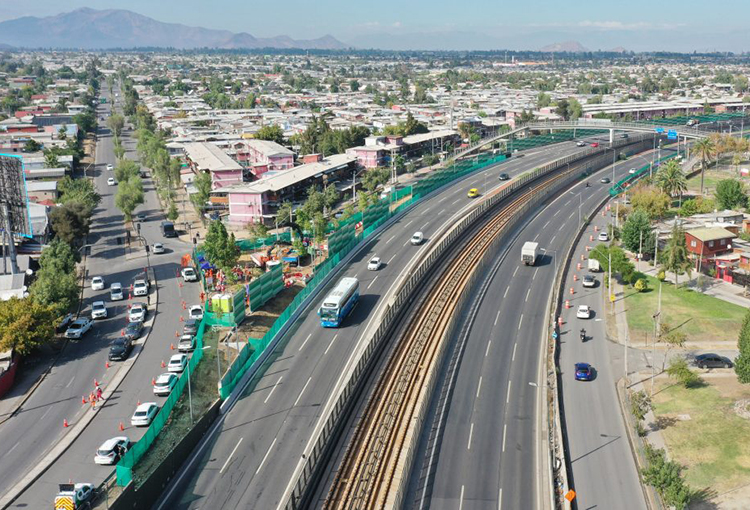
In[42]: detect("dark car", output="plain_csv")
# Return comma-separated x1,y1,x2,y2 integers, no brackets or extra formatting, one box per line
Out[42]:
109,338,133,361
600,177,611,184
498,173,510,181
56,313,76,334
693,353,733,369
123,321,144,341
182,319,199,336
574,362,594,381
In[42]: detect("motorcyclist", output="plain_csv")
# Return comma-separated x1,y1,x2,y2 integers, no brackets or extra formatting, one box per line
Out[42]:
585,182,591,188
580,328,586,341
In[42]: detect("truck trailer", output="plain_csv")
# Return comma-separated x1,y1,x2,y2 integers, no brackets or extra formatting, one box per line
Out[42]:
521,241,539,266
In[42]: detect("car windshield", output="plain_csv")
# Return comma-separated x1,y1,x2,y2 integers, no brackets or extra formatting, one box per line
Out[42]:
70,323,82,330
97,448,113,456
135,411,147,417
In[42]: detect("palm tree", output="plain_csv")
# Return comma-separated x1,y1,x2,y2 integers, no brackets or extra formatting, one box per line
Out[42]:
662,222,692,286
655,160,687,206
693,137,715,196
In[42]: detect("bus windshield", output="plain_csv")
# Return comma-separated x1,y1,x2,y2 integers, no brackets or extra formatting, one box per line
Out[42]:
320,307,338,320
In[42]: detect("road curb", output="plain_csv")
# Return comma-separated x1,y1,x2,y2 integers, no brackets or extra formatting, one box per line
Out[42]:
0,273,160,510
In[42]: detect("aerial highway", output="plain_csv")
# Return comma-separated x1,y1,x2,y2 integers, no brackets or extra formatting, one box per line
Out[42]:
407,150,666,510
156,133,617,509
3,88,200,509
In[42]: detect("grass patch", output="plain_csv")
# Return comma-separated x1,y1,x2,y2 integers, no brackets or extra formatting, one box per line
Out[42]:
651,377,750,494
623,275,744,343
685,168,750,195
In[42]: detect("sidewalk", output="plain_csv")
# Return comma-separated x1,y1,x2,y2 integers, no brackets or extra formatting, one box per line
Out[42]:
0,343,61,425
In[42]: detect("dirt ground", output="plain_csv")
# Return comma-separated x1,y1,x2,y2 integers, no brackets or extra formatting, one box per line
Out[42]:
238,282,305,340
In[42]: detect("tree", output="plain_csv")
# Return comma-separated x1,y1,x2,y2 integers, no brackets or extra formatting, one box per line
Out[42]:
44,151,59,169
58,176,100,212
641,445,692,509
254,124,285,145
536,92,551,109
30,239,80,313
202,220,239,270
107,113,125,138
50,202,92,245
630,390,652,421
323,184,339,211
735,308,750,383
0,298,57,356
662,223,691,286
23,139,41,153
693,138,715,196
349,79,360,92
519,109,535,123
38,238,79,274
666,357,702,388
73,111,96,133
167,201,179,221
630,185,670,219
654,160,687,204
621,209,652,255
191,171,212,212
403,111,428,136
114,177,144,221
247,221,269,241
275,202,293,226
715,178,747,210
567,97,583,120
114,159,140,183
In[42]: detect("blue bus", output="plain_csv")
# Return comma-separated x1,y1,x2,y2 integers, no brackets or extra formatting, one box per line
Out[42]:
319,277,359,327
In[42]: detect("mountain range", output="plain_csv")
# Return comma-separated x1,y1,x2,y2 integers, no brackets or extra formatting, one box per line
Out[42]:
0,8,348,50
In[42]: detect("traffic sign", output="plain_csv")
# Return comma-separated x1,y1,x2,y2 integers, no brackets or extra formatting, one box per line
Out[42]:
667,129,677,140
655,127,665,133
565,490,576,502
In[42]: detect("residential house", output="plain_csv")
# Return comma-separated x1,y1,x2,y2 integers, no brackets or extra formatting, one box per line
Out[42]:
184,142,244,190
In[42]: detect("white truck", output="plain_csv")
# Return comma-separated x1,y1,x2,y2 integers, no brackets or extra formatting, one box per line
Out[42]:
521,241,539,266
588,258,601,272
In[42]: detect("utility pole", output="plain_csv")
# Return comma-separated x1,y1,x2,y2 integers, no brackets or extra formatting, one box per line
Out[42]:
638,230,643,272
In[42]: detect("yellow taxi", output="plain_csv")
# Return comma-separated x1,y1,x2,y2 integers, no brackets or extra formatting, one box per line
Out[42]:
467,188,479,198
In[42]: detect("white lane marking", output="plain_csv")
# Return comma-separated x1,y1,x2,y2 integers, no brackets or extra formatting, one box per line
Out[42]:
264,376,283,404
467,422,474,450
550,234,557,244
525,289,530,302
568,211,575,219
423,221,431,229
293,377,312,407
298,333,312,351
403,240,411,247
485,340,492,358
404,220,413,229
502,423,507,452
499,488,503,510
387,253,398,265
66,376,75,388
367,275,379,289
518,314,524,330
452,198,461,205
476,376,483,399
512,342,518,362
533,268,539,280
512,267,519,278
564,199,571,206
494,310,501,326
459,485,465,510
40,407,52,421
503,286,509,298
439,209,446,215
255,436,277,475
324,334,339,355
220,437,244,474
533,233,540,241
543,220,550,229
423,206,431,213
506,381,512,404
6,443,19,456
386,235,396,244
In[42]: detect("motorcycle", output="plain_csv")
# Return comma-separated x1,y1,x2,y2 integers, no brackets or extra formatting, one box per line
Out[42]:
580,328,586,342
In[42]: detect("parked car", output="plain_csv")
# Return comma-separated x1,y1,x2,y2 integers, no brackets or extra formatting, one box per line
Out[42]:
576,305,591,319
181,267,198,282
123,321,143,341
110,282,124,301
91,276,105,291
167,354,188,373
131,402,159,427
107,177,116,186
153,373,178,396
178,334,196,352
692,353,733,369
188,305,203,321
498,173,510,181
152,243,165,254
367,257,382,271
133,280,148,297
128,302,147,322
56,313,76,334
65,318,93,339
91,301,108,320
182,319,199,336
582,275,596,288
94,437,131,465
574,362,594,381
108,338,133,361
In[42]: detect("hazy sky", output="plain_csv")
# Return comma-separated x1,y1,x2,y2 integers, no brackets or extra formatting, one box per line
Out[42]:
0,0,748,51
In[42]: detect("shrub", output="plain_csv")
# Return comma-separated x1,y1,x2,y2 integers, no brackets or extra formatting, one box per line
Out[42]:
667,358,703,388
641,444,692,509
657,269,666,281
634,278,648,292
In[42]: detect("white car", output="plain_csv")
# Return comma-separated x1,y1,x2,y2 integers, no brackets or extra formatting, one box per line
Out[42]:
576,140,587,147
629,168,637,174
178,334,196,353
110,282,123,301
128,302,147,322
576,305,592,319
106,164,114,171
153,373,178,396
91,276,105,291
181,267,198,282
91,301,108,320
94,437,131,465
598,232,609,242
367,256,382,271
107,177,116,186
152,243,165,254
582,275,596,288
188,305,203,321
65,318,93,339
167,353,188,373
131,402,159,427
133,279,148,297
410,232,424,245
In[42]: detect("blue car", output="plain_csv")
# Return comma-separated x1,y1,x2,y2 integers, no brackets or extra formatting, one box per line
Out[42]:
575,363,594,381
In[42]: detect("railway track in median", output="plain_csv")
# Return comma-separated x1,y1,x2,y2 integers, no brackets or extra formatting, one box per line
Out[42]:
324,170,566,510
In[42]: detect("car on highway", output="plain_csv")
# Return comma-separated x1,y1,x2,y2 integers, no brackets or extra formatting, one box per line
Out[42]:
56,313,75,334
692,353,733,369
576,305,591,319
178,334,196,353
590,142,599,148
110,282,124,301
168,353,188,373
576,141,587,147
107,177,116,186
188,305,203,321
123,321,144,341
183,319,199,336
598,232,609,242
629,168,638,174
133,279,148,297
152,243,165,254
108,337,133,361
128,302,147,322
106,164,114,171
411,232,424,245
153,373,178,396
574,362,594,381
467,188,479,198
91,301,108,320
65,318,93,339
600,177,611,184
135,213,146,222
582,274,596,288
131,402,159,427
91,276,105,291
498,173,510,181
94,436,131,465
367,256,382,271
181,267,198,282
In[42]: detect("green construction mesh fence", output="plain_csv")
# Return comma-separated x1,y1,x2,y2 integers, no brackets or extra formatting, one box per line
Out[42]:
609,152,679,196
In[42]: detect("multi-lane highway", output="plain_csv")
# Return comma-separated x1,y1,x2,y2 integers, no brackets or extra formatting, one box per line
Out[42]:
408,149,664,510
3,87,199,509
155,135,617,509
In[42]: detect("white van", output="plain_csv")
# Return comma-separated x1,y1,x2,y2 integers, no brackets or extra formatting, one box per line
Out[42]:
411,232,424,245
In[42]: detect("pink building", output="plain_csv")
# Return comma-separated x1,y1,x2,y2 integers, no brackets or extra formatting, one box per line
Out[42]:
236,139,294,178
183,142,244,190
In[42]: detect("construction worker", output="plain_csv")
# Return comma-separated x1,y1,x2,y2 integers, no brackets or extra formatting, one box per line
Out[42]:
96,387,103,402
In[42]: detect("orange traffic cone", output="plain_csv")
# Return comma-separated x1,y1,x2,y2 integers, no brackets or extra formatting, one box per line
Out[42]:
175,330,180,338
119,421,124,432
121,329,125,337
182,301,187,310
63,419,69,428
573,274,578,281
179,316,184,322
151,378,156,386
161,360,166,368
82,395,88,404
576,263,582,270
94,379,99,387
565,300,571,309
137,400,140,407
569,287,574,295
558,316,564,326
105,361,110,369
170,343,175,350
589,235,593,242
